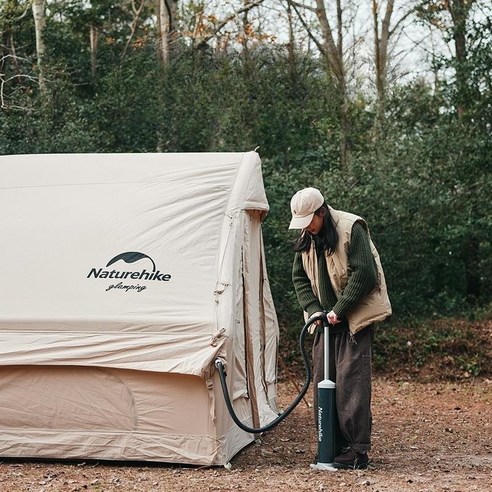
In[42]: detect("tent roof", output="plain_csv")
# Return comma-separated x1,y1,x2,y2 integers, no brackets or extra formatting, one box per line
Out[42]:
0,151,269,376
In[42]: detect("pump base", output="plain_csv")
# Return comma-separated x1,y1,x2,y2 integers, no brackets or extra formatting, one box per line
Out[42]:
310,462,338,471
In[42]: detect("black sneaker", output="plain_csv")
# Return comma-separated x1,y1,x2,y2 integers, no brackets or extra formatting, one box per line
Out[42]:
333,448,369,469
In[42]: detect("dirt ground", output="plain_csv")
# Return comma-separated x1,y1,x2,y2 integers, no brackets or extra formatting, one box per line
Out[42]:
1,376,491,492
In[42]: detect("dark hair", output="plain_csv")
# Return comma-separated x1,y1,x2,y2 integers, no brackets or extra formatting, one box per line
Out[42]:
293,204,339,255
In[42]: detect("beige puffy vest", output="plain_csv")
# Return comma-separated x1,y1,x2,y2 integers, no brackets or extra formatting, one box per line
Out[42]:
302,207,392,334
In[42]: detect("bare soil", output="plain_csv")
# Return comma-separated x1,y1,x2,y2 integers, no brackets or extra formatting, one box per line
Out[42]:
0,377,492,492
1,375,491,492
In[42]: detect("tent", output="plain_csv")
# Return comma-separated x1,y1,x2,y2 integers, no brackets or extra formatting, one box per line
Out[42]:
0,151,279,466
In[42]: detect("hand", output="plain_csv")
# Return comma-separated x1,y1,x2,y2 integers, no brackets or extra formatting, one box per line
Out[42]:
327,310,341,325
307,311,324,334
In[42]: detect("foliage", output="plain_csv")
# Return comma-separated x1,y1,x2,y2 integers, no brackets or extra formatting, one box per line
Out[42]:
373,319,491,379
0,1,491,337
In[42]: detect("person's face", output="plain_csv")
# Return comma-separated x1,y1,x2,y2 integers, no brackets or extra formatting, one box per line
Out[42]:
305,212,324,235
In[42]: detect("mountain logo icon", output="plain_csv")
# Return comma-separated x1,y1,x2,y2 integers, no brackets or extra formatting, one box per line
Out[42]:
106,252,156,272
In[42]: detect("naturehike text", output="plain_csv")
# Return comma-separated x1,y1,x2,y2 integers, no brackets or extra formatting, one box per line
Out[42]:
87,268,171,281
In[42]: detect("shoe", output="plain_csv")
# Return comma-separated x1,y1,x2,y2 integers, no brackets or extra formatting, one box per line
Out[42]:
333,448,369,469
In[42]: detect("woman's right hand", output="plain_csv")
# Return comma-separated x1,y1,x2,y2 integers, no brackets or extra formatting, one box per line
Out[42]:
308,311,324,333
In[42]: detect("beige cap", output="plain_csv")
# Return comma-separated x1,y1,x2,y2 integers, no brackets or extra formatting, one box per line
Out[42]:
289,187,324,229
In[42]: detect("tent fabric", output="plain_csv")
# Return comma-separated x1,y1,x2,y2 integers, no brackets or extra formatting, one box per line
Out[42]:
0,151,279,465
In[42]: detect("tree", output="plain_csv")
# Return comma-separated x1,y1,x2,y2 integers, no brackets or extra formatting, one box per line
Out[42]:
415,0,491,304
371,1,405,127
31,0,47,94
286,0,356,168
416,0,478,118
180,0,266,50
370,1,422,139
156,0,178,64
1,1,32,109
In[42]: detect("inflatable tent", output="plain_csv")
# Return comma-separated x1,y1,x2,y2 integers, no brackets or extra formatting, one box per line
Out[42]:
0,151,279,465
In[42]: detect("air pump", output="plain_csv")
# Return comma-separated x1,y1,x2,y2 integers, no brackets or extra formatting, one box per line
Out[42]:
310,314,339,471
215,312,340,470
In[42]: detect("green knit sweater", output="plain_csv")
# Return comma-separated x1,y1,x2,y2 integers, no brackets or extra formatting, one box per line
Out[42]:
292,222,377,332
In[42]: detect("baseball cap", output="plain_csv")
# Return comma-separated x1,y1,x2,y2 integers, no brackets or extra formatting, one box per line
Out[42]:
289,187,325,229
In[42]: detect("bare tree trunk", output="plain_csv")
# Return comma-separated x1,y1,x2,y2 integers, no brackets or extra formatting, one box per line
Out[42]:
289,0,349,167
422,0,477,301
157,0,178,64
90,25,98,78
122,0,146,59
9,33,21,74
287,0,296,63
445,0,473,119
312,1,344,82
242,0,252,53
31,0,46,94
372,0,394,129
444,0,477,302
335,0,350,168
420,0,474,118
157,0,170,64
311,0,348,167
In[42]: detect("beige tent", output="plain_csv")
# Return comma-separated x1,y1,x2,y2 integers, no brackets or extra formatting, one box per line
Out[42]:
0,151,279,465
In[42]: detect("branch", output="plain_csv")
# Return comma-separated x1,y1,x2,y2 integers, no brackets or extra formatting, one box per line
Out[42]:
131,0,140,16
196,0,266,47
0,53,32,66
288,0,318,14
382,0,395,34
122,0,145,59
313,0,343,80
389,6,418,37
0,73,39,110
379,0,395,71
11,4,31,22
287,0,326,57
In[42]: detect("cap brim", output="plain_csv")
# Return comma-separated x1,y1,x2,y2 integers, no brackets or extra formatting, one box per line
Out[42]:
289,213,314,230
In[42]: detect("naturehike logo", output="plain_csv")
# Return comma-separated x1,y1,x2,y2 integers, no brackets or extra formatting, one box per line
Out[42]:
87,252,171,293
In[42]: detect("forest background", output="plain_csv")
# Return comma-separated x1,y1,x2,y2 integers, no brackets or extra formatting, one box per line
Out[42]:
1,0,491,378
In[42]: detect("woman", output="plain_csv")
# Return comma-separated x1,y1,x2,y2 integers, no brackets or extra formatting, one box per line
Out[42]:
289,187,391,469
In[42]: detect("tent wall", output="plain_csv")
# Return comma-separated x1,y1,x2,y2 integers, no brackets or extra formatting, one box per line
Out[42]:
0,151,279,465
0,366,213,463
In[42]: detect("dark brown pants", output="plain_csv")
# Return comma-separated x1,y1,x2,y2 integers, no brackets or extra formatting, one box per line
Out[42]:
312,326,373,453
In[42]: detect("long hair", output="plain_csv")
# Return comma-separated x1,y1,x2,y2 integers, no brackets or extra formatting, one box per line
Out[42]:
293,204,339,255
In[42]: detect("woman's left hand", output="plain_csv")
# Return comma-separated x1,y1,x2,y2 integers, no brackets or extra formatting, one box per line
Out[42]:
327,310,341,325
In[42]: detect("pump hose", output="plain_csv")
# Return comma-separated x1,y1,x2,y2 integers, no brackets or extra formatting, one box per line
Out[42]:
215,314,325,434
